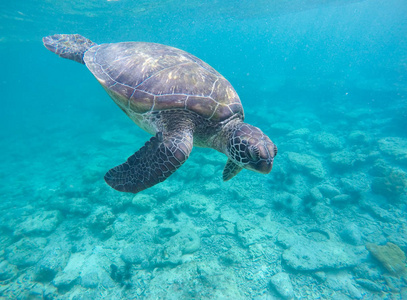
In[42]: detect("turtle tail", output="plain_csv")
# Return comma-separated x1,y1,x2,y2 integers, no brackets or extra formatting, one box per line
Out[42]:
42,34,97,64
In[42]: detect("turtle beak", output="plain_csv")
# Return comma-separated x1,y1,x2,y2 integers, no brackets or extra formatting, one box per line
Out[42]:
254,139,276,174
255,159,273,174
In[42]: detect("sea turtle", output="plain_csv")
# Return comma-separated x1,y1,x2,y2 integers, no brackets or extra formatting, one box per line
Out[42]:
43,34,277,194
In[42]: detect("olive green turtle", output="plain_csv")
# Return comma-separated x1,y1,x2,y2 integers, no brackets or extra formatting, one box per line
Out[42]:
43,34,277,194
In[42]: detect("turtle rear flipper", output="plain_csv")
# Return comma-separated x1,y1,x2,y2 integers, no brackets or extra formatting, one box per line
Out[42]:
43,34,96,64
105,131,193,194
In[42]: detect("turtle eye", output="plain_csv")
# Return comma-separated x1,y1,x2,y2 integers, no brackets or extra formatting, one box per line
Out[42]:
247,145,260,161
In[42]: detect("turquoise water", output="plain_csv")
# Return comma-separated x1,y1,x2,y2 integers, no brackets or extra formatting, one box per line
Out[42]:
1,0,407,298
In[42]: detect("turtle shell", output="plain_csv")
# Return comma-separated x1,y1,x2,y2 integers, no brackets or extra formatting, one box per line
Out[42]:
83,42,243,122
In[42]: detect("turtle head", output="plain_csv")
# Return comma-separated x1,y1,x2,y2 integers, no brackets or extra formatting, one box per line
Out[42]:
227,123,277,175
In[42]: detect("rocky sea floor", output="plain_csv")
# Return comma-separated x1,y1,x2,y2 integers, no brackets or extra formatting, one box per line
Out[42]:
1,89,407,299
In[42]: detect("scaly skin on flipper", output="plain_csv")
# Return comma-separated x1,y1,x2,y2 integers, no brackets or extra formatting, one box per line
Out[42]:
223,159,243,181
105,123,194,193
43,34,96,64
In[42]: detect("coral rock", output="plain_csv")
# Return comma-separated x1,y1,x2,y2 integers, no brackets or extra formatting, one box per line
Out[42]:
270,272,294,299
366,242,407,275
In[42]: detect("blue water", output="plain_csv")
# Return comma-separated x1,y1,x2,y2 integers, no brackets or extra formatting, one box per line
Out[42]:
1,0,407,298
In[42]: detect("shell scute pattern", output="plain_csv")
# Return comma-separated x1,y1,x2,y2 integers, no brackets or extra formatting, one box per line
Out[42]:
154,94,187,111
84,42,243,122
129,90,155,113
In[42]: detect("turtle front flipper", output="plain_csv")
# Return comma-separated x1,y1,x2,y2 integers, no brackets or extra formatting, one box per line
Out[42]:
223,159,243,181
104,131,193,194
42,34,96,64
